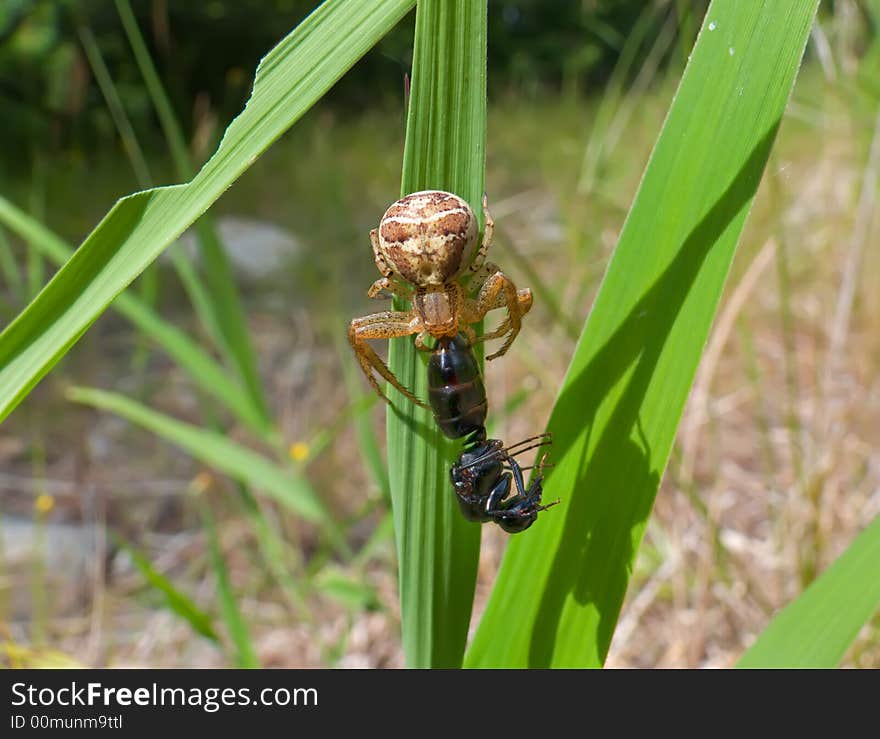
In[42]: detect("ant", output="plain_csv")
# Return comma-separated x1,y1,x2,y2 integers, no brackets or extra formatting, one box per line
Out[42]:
427,333,558,533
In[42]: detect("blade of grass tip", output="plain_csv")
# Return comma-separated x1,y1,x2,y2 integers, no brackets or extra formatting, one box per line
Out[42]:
738,514,880,668
466,0,819,668
0,195,266,434
65,386,343,543
0,0,416,425
116,536,219,642
115,0,270,425
201,504,259,668
386,0,486,668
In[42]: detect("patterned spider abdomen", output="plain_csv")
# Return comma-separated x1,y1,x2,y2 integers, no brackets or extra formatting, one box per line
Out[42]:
377,190,478,286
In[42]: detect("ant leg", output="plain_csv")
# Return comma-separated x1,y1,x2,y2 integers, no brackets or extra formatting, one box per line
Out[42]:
457,440,507,471
484,473,512,515
505,453,530,502
501,453,556,511
502,433,553,459
348,311,428,409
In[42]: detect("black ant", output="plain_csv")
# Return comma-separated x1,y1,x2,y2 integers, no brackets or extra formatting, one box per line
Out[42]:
426,333,558,533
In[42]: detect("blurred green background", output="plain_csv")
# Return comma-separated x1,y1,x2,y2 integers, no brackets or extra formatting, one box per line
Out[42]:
1,0,878,667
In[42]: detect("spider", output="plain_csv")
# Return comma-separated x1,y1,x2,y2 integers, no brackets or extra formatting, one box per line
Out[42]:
348,190,532,408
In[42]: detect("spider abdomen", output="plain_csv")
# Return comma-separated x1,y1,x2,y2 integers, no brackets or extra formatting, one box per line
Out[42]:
378,190,478,286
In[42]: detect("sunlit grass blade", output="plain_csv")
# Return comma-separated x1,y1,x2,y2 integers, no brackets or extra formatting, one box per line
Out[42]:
202,505,259,668
0,0,416,425
117,537,219,643
737,514,880,668
67,387,332,527
466,0,819,668
0,195,266,434
386,0,486,668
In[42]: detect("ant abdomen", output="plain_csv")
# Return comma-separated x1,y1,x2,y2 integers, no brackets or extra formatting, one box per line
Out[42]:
427,334,488,439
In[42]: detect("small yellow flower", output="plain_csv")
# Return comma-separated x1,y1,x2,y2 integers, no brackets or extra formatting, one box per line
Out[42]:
34,494,55,515
289,442,310,463
190,471,213,495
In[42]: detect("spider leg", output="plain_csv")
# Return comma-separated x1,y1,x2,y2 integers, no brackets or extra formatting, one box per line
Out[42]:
370,228,392,277
369,230,415,300
348,311,428,409
367,276,415,301
414,331,435,352
463,263,533,360
466,193,495,277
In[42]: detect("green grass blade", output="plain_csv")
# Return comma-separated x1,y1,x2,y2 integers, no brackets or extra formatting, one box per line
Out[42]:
113,0,194,179
737,515,880,668
387,0,486,668
77,22,153,188
314,567,381,611
466,0,819,668
26,155,46,302
0,0,415,425
117,537,219,642
0,227,21,307
78,13,239,376
202,505,259,668
0,195,265,434
114,0,267,426
67,386,330,526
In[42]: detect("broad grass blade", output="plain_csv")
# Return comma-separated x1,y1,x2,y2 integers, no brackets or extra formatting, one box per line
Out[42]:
387,0,486,667
738,514,880,668
466,0,820,668
0,0,415,424
0,196,265,434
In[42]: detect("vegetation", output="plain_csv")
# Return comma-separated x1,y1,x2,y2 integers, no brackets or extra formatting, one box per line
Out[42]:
0,0,878,668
